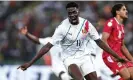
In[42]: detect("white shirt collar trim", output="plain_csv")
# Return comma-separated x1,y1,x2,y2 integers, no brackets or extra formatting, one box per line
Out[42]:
114,17,120,24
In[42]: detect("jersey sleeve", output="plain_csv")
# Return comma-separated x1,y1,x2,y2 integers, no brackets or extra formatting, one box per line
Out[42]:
51,24,64,46
39,37,53,45
103,20,113,34
88,22,100,40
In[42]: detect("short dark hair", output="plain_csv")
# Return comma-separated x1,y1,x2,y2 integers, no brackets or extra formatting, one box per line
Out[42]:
66,2,79,9
111,3,125,17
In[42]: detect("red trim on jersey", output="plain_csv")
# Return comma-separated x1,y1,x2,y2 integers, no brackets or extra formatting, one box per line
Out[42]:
85,21,89,32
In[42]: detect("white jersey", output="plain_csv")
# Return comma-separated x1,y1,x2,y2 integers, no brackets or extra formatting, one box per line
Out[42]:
51,17,100,61
86,38,97,55
39,37,62,60
39,38,69,78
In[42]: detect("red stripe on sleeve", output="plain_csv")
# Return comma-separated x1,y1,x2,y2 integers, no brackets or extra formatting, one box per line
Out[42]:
85,21,89,32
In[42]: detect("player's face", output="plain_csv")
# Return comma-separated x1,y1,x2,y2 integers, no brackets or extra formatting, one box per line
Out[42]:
118,6,128,19
67,7,79,25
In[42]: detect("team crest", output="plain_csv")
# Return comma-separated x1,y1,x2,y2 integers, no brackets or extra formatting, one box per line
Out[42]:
82,28,87,34
107,22,112,27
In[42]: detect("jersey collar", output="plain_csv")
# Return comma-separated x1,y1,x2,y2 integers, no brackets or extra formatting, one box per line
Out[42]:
114,17,120,24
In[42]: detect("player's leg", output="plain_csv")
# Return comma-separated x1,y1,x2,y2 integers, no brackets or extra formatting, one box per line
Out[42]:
103,55,131,80
68,64,84,80
84,71,98,80
127,67,133,80
118,67,130,80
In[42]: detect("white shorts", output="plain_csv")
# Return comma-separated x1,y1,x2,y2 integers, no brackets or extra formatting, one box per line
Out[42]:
63,54,96,76
51,57,68,77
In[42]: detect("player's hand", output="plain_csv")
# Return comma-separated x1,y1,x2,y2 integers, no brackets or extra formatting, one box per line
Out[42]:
19,26,28,35
17,62,31,71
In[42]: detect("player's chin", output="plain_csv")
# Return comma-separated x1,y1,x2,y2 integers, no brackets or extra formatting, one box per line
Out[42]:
123,16,128,19
124,15,128,18
125,16,128,19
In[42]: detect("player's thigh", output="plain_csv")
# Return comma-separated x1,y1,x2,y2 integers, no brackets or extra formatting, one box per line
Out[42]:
103,56,123,74
119,67,130,80
68,64,84,80
84,71,98,80
63,57,84,80
103,56,131,80
127,67,133,79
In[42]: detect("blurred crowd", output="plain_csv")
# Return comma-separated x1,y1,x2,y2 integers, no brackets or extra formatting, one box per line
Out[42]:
0,1,133,65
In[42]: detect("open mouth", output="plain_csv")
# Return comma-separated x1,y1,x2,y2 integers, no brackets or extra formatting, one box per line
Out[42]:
71,17,76,20
72,20,77,22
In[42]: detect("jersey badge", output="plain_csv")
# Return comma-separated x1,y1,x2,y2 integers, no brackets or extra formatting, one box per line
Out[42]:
107,22,112,27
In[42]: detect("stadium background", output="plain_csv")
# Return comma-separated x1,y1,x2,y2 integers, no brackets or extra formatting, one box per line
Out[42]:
0,1,133,80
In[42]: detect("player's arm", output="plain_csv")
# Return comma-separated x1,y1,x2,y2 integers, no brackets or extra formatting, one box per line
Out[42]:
121,40,133,61
88,21,126,62
26,33,40,44
18,22,64,71
100,32,119,57
101,19,113,46
95,39,122,60
19,26,40,44
17,42,53,71
101,32,110,46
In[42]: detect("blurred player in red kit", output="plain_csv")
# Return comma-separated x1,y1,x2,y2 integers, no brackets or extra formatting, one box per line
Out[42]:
102,3,133,80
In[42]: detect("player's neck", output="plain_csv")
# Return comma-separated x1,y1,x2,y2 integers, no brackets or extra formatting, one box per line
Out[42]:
115,16,123,24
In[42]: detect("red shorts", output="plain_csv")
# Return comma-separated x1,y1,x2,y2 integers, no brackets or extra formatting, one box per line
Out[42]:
102,54,133,75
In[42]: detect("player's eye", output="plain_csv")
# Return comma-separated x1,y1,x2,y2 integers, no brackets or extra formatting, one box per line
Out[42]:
68,12,72,15
73,11,77,14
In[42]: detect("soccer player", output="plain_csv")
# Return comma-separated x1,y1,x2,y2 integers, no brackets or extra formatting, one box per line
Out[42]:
18,2,127,80
102,3,133,80
19,26,71,80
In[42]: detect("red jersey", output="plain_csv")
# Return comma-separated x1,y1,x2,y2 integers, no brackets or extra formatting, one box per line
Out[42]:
103,17,125,57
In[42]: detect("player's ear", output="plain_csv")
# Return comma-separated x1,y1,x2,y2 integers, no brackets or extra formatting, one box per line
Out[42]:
116,10,120,15
77,9,79,14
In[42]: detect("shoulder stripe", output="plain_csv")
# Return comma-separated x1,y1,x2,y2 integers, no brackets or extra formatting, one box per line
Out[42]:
85,20,89,32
